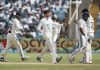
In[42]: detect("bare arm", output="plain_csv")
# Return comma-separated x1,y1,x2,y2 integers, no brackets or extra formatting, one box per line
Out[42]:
79,28,85,36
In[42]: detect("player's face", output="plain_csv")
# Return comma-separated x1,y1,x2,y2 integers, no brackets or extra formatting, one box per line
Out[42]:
46,12,52,18
82,13,89,21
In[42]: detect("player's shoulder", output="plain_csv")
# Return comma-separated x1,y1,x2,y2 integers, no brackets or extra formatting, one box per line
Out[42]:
79,18,83,21
78,19,86,26
40,18,47,23
41,17,47,21
54,21,59,24
88,15,94,22
14,18,20,23
79,19,84,23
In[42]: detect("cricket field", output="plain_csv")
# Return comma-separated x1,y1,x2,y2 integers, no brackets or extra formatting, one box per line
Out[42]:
0,53,100,70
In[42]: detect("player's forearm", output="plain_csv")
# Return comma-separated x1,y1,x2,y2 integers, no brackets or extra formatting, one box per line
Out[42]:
53,22,61,27
79,28,85,36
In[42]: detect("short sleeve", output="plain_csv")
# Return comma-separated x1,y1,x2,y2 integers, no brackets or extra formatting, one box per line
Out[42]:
78,19,83,28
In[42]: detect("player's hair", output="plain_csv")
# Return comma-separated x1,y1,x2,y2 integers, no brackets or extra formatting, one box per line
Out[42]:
81,8,89,13
43,10,51,15
16,12,21,17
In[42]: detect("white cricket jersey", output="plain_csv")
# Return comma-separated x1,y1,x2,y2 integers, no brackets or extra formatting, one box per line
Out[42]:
37,17,53,38
53,22,63,36
52,21,63,42
79,19,88,36
87,15,94,33
11,18,23,35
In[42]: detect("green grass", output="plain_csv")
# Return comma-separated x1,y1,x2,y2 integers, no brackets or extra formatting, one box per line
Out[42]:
0,53,100,70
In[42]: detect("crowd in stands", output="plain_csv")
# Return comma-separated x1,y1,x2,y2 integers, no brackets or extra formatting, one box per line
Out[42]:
0,0,69,38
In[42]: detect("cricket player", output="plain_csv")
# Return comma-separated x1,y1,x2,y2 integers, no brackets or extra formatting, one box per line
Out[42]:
86,15,94,63
36,10,62,64
0,13,29,62
80,9,94,64
52,15,63,63
68,11,89,64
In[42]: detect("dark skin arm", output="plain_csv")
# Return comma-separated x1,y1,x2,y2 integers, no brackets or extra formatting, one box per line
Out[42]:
75,20,90,42
79,28,85,36
74,20,85,36
80,28,90,42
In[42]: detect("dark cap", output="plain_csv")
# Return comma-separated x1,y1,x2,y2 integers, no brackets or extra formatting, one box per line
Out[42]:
81,8,89,13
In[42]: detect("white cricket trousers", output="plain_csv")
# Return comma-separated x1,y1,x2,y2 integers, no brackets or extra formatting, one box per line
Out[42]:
70,35,87,58
38,37,58,64
2,33,25,58
86,32,94,63
86,41,92,63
